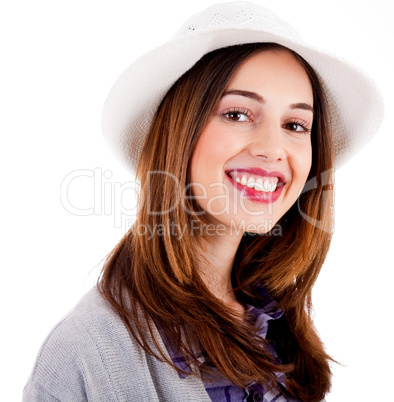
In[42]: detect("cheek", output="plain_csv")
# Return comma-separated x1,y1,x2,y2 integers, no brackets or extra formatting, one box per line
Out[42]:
294,142,312,183
190,127,238,183
190,133,216,193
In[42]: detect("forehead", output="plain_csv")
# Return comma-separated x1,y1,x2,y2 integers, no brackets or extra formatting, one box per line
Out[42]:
226,49,313,104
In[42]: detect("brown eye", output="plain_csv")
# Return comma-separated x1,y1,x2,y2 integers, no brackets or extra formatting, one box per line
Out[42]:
222,108,251,122
285,120,311,134
227,112,247,121
288,123,303,131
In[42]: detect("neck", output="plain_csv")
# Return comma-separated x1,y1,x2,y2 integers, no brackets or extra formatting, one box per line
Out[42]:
197,230,244,313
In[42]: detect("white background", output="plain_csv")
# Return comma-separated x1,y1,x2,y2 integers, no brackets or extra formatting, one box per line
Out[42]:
1,0,392,400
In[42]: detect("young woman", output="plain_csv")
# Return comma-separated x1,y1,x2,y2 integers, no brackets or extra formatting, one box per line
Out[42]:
23,2,383,401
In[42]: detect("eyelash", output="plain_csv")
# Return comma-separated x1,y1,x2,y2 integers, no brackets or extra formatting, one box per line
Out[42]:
285,119,312,134
221,108,312,134
221,107,252,122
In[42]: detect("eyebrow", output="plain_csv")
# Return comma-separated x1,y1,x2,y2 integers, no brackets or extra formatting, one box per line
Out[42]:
290,102,315,114
222,89,265,103
222,90,314,114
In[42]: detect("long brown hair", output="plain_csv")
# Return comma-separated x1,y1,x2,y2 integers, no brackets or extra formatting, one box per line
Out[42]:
99,43,334,401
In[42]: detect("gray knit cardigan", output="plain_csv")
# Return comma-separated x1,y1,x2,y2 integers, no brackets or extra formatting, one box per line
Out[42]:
23,287,211,401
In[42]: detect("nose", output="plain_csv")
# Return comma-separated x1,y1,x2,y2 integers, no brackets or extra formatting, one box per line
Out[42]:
248,121,286,162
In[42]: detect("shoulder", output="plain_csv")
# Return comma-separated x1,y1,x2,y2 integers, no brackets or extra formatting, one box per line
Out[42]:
23,286,149,401
23,286,211,402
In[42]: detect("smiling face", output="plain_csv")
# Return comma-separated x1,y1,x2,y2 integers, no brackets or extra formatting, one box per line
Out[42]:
189,48,313,235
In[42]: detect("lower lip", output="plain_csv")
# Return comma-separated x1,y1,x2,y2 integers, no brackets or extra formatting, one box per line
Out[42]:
226,175,284,204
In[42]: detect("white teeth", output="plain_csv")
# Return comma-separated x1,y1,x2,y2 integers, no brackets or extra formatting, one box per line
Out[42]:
232,173,279,192
254,178,264,191
246,177,255,188
263,181,271,192
267,181,278,192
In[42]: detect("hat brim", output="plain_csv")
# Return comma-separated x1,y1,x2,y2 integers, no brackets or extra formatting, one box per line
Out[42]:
102,27,384,173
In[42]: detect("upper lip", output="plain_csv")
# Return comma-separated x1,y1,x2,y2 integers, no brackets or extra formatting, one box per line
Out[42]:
225,167,287,184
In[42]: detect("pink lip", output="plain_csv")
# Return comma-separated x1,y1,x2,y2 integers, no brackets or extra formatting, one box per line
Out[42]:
226,167,286,183
225,168,286,204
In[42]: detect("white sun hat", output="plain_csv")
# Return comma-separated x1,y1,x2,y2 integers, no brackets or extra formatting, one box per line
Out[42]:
102,1,384,173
